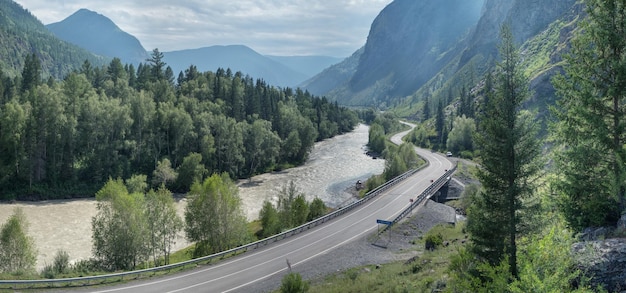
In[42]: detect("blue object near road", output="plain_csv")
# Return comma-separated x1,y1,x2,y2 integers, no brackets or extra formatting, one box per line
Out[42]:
376,219,393,226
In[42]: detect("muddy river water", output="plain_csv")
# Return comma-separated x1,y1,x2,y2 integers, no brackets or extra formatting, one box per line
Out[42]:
0,124,384,270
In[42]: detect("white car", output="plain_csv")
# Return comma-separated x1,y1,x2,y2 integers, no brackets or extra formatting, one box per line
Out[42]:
446,151,453,157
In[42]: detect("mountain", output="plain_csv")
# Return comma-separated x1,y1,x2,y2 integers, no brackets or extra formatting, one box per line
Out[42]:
306,0,578,110
0,0,107,78
265,55,343,78
163,45,310,87
391,0,580,123
304,0,485,106
46,9,148,65
299,47,363,97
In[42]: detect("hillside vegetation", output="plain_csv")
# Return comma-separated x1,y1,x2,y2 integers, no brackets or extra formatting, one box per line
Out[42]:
0,0,108,78
0,50,358,200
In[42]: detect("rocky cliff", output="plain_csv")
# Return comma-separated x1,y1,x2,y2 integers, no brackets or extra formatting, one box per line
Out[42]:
305,0,484,106
307,0,580,109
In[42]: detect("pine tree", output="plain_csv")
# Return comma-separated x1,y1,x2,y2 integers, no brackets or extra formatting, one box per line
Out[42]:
147,48,166,81
435,100,445,149
552,0,626,229
20,53,41,93
467,24,540,279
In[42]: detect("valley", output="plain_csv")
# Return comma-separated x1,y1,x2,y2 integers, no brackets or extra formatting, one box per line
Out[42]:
0,124,383,270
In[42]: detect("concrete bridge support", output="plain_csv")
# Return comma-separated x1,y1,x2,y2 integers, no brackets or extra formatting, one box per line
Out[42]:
434,182,450,203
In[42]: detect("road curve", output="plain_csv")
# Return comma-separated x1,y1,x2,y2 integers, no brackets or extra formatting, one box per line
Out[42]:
85,125,453,293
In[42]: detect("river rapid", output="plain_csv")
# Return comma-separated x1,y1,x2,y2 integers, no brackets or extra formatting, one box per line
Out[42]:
0,123,384,270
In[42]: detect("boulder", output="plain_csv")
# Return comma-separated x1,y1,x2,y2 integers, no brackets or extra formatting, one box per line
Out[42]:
572,238,626,292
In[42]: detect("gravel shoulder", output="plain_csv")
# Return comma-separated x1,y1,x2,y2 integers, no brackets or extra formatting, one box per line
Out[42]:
246,198,460,293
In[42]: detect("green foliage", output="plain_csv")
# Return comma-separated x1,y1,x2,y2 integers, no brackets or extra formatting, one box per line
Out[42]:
0,208,36,274
446,115,476,156
551,0,626,230
280,272,310,293
510,223,594,293
292,195,310,226
144,186,183,266
277,181,301,228
174,152,207,192
125,174,148,194
0,52,358,200
307,197,327,221
92,179,148,271
184,173,249,256
309,223,466,293
53,250,70,275
449,221,597,293
405,124,435,149
259,186,327,238
468,25,541,278
152,158,178,188
0,1,108,79
259,200,281,238
367,123,386,154
424,231,443,251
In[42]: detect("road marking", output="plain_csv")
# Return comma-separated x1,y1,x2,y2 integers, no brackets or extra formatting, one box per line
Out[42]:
169,195,416,292
91,166,430,293
91,149,453,293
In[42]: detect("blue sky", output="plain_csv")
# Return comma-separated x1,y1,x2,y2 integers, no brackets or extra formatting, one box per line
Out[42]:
14,0,392,57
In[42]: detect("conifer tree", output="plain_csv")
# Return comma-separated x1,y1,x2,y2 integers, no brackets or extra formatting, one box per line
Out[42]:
467,24,540,279
552,0,626,230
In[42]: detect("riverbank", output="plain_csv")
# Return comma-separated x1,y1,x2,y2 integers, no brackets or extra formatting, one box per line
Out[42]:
0,123,384,271
237,123,384,220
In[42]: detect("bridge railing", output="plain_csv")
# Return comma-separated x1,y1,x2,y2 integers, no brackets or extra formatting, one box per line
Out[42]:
379,164,457,234
0,159,431,289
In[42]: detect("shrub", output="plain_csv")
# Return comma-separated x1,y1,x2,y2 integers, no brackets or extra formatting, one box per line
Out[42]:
280,272,309,293
53,250,70,274
424,232,443,251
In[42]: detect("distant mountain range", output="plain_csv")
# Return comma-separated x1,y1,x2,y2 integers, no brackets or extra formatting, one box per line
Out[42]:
163,45,303,87
42,8,341,87
2,0,583,110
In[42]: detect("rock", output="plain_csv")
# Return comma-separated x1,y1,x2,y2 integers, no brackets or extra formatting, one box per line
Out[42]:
572,238,626,292
579,227,613,241
376,264,381,269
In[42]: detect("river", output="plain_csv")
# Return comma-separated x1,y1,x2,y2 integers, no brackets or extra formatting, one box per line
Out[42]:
0,123,384,270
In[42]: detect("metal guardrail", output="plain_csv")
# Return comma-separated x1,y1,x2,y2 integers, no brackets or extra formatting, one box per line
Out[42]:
0,161,430,289
379,164,458,234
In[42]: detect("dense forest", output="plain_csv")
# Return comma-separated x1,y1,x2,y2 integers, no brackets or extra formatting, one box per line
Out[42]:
0,49,359,200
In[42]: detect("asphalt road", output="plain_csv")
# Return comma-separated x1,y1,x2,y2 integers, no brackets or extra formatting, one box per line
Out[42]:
86,126,452,293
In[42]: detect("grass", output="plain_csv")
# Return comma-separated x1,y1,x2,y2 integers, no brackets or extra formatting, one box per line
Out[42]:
307,222,467,293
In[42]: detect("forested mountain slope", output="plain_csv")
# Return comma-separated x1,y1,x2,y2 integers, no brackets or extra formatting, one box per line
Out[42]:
306,0,578,110
304,0,484,106
0,0,107,78
395,0,579,121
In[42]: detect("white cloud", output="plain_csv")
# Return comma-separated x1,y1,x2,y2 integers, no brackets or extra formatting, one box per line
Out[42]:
14,0,392,57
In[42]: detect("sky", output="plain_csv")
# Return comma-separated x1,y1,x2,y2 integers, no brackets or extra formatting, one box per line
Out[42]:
13,0,393,57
